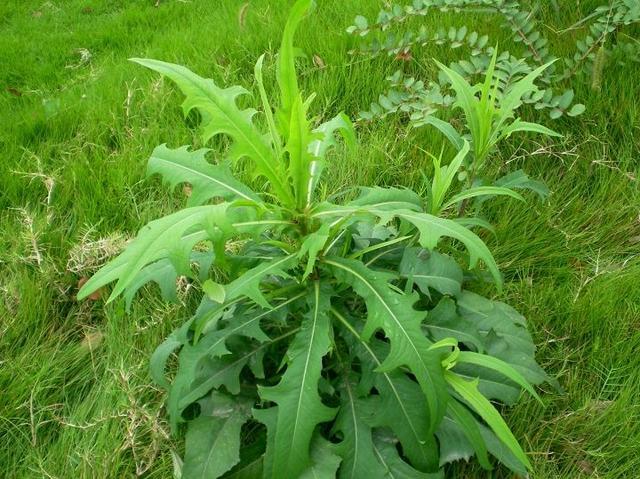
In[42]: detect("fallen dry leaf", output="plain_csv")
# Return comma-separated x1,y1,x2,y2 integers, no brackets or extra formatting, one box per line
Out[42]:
77,277,103,301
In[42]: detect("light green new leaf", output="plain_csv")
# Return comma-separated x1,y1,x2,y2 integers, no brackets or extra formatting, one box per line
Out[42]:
258,282,336,478
445,372,532,471
277,0,313,128
325,257,448,433
298,223,330,280
78,204,240,302
445,400,491,469
148,144,261,206
131,58,293,204
182,392,252,479
456,351,542,403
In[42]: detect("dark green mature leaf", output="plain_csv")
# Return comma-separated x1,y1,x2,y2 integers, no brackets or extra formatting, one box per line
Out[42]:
494,169,549,200
258,282,336,478
371,431,444,479
148,144,261,206
78,204,244,302
333,372,386,479
131,58,293,204
324,257,448,433
299,436,342,479
400,248,463,298
425,297,484,352
183,392,253,479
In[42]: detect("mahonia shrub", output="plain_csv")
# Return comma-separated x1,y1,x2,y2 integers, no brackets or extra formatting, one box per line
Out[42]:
80,1,556,477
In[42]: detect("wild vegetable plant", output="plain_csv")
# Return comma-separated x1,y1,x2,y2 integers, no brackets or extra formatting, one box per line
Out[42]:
416,49,560,216
79,1,553,477
349,0,640,122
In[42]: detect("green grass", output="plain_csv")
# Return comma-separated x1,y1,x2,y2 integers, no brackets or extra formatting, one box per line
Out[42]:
1,1,638,477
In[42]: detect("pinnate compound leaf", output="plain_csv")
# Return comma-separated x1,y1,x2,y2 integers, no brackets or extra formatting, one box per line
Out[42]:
182,392,252,479
148,144,261,206
258,282,336,478
324,257,448,433
131,58,292,204
78,204,242,302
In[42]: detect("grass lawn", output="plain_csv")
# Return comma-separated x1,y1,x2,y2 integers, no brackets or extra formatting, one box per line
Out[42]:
1,0,638,477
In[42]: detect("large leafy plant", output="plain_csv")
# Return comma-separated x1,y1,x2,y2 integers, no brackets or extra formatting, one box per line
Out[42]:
79,1,553,477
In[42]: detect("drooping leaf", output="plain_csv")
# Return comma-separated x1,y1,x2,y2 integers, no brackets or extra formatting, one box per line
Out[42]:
148,144,261,206
123,250,214,311
78,204,243,302
182,392,253,479
324,257,448,433
258,282,336,477
494,169,549,200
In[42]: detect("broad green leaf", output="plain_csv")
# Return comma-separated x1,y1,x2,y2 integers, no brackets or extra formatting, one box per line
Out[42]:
392,210,502,289
131,58,293,205
148,144,261,206
258,282,336,478
426,297,484,353
371,431,444,479
445,372,532,471
182,392,252,479
349,186,423,211
78,204,241,302
325,257,448,433
333,371,387,479
333,311,440,472
299,437,342,479
400,248,463,298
